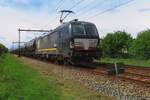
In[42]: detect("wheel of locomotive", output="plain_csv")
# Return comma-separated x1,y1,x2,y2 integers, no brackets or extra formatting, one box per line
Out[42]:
55,55,64,65
56,59,64,65
64,58,70,65
86,57,93,63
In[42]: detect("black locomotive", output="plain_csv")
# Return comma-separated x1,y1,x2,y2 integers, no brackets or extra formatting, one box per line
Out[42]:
16,19,101,64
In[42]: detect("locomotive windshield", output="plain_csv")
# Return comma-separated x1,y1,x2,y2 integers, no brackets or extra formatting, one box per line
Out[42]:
71,23,98,36
84,24,98,36
72,23,84,35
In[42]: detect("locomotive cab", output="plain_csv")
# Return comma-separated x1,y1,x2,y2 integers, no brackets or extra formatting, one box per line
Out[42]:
69,21,101,63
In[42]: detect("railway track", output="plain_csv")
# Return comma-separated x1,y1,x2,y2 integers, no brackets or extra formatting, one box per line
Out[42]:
125,71,150,78
58,61,150,86
125,65,150,69
83,63,150,86
89,68,150,86
126,67,150,77
24,56,150,87
118,73,150,86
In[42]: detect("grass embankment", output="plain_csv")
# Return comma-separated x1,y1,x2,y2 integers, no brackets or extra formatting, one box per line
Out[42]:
100,58,150,68
21,56,115,100
0,54,61,100
0,54,114,100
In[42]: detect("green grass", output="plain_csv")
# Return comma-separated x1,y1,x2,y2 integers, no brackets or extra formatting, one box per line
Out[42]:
57,79,115,100
99,57,150,68
19,56,116,100
0,54,61,100
0,54,115,100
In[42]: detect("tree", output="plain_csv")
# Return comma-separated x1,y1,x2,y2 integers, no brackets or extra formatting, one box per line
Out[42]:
101,31,133,58
129,29,150,59
0,43,8,56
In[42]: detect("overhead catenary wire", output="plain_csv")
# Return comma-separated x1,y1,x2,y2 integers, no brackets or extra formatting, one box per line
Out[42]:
71,0,106,21
54,0,85,23
61,0,85,21
77,0,106,16
55,0,65,11
44,0,67,28
85,0,135,20
46,0,85,27
68,0,85,10
75,0,97,13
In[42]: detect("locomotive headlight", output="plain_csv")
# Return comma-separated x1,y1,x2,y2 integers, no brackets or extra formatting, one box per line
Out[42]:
70,41,74,49
89,39,98,47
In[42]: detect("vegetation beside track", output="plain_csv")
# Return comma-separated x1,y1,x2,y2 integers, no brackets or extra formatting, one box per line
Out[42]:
20,56,115,100
99,57,150,68
0,43,8,56
0,54,114,100
99,30,150,68
100,29,150,59
0,54,61,100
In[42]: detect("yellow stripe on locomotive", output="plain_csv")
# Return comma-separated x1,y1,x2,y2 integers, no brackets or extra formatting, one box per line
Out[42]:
38,48,58,52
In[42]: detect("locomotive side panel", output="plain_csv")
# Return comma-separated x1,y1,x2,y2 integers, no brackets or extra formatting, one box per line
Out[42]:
59,24,71,58
36,31,60,56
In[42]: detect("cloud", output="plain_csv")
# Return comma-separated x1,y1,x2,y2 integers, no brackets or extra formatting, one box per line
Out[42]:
0,0,45,12
0,0,150,48
11,0,31,5
98,14,149,38
0,36,6,40
139,8,150,12
6,0,42,6
80,0,150,38
0,5,59,48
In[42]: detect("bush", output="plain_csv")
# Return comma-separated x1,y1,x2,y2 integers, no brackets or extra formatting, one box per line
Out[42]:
0,43,8,56
101,31,133,58
129,29,150,59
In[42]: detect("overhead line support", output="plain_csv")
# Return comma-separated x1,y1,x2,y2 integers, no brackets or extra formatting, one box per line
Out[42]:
18,28,50,57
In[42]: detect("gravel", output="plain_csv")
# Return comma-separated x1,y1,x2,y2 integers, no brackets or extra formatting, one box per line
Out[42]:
22,57,150,100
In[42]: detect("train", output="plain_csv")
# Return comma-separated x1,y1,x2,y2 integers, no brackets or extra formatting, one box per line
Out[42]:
14,19,101,65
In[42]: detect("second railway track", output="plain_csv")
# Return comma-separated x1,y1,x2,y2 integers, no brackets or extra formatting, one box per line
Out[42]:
118,73,150,86
86,63,150,87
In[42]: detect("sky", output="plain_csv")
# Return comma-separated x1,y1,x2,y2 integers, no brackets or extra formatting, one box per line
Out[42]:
0,0,150,49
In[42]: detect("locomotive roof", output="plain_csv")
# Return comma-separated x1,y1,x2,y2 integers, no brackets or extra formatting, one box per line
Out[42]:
27,20,96,41
54,20,95,31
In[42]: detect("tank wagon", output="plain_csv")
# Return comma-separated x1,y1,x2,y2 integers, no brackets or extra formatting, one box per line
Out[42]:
20,19,101,64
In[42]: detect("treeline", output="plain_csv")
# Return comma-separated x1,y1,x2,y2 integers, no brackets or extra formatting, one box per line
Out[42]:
100,29,150,59
0,43,8,56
